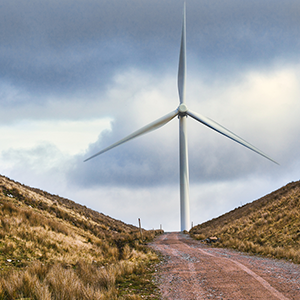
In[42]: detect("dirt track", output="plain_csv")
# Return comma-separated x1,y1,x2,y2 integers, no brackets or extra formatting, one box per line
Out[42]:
150,232,300,300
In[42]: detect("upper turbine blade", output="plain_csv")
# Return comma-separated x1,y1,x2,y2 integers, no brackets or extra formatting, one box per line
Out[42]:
187,109,278,164
84,110,179,162
177,2,186,104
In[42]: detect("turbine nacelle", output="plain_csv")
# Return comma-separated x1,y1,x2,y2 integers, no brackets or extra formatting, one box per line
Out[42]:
178,103,188,116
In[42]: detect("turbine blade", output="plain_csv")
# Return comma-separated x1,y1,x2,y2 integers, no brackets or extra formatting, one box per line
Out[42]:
187,110,279,164
84,110,178,162
178,2,186,104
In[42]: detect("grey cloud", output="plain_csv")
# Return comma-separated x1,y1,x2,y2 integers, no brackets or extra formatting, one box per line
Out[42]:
69,122,179,187
0,0,180,97
2,0,300,231
68,112,281,188
1,0,300,101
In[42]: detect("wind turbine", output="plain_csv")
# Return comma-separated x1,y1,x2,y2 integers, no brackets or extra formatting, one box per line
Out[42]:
84,3,277,231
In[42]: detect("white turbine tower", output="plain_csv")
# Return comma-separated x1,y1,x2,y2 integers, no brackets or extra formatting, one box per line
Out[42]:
84,3,278,232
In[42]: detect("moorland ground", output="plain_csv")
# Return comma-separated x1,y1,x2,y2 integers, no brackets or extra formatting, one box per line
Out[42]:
190,180,300,264
0,175,162,299
1,175,300,299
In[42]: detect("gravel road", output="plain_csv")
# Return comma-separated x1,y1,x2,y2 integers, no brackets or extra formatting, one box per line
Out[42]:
149,232,300,300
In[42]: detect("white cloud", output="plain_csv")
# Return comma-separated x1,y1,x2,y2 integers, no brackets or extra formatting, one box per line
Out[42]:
0,118,112,155
2,64,300,231
2,0,300,231
187,64,300,157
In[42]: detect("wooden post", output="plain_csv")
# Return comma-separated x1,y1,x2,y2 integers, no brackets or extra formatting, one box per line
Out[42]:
138,218,143,241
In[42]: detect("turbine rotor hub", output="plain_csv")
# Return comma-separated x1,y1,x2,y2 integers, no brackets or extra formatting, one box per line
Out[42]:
178,103,188,116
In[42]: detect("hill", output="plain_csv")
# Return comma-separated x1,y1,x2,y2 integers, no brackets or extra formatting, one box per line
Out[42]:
190,180,300,264
0,175,162,299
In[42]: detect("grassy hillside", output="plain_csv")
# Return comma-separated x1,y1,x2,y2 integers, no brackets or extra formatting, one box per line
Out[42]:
0,175,162,299
190,180,300,264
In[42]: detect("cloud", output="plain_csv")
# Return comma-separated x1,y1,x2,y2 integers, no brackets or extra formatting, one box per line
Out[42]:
0,119,112,155
1,0,300,231
1,0,300,98
66,65,300,189
0,143,70,192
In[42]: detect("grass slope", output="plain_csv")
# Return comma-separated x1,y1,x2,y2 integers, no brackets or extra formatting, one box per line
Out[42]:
190,180,300,264
0,175,162,299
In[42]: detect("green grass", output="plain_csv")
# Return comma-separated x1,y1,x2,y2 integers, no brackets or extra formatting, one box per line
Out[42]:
116,259,161,299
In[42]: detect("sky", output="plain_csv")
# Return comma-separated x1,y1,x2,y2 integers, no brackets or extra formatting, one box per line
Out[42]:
1,0,300,231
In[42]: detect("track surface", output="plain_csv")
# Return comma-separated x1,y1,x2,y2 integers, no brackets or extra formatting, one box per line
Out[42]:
150,232,300,300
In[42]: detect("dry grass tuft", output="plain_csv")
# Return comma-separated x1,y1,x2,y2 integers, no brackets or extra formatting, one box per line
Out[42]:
190,180,300,264
0,175,163,299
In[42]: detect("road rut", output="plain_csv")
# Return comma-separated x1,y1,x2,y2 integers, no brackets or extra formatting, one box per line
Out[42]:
150,232,300,299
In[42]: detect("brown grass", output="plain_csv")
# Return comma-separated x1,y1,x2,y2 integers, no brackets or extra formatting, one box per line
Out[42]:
0,175,163,299
190,180,300,264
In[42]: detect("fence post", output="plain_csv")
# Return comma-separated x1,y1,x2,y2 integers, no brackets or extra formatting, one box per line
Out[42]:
138,218,143,241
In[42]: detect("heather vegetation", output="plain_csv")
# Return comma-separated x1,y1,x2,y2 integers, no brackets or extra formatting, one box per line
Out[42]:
0,175,162,299
190,181,300,264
